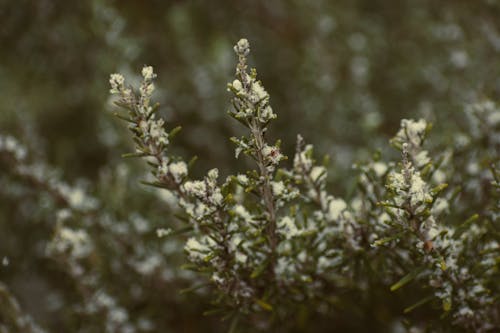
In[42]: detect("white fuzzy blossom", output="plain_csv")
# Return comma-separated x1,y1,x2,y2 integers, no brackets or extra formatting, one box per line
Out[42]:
260,105,277,122
168,161,187,182
0,135,27,160
207,168,219,180
372,162,388,177
58,185,97,211
327,198,347,221
408,172,432,206
277,216,300,239
109,73,125,94
414,151,430,168
262,144,283,165
232,79,243,92
185,237,213,261
148,119,169,145
236,174,249,185
234,205,254,223
310,166,327,182
141,65,156,80
251,81,268,102
183,180,207,197
394,119,427,148
293,138,313,175
271,181,285,196
235,252,248,264
156,228,172,238
432,197,449,216
50,227,93,259
234,38,250,56
388,169,432,208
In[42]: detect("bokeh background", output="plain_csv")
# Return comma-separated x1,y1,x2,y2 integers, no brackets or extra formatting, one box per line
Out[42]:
0,1,499,332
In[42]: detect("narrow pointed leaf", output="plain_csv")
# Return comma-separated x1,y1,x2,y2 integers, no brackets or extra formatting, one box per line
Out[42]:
390,268,423,291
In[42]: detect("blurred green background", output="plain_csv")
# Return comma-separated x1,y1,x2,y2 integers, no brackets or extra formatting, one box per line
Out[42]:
0,0,499,332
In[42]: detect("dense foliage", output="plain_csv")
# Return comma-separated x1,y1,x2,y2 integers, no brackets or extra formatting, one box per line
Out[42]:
1,1,499,332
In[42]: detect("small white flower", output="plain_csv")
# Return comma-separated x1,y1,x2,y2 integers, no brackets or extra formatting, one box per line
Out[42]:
109,73,125,94
432,169,446,183
271,181,285,196
210,189,224,206
68,188,85,209
141,66,155,80
232,79,242,91
310,166,327,182
327,198,347,220
260,105,276,122
207,168,219,181
262,144,283,165
212,273,224,284
235,251,248,264
148,119,169,145
185,237,209,261
457,306,473,317
156,228,172,238
234,205,253,222
144,83,155,96
169,161,188,182
183,180,207,197
234,38,250,55
158,160,169,176
52,228,93,259
236,174,249,185
389,171,406,190
415,151,430,168
432,198,449,216
395,119,427,147
277,216,300,239
487,109,500,126
251,81,268,101
409,172,432,206
428,226,440,239
372,162,387,177
293,142,313,173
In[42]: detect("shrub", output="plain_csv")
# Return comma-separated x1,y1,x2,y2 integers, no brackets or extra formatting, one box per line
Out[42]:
106,38,500,332
0,36,498,333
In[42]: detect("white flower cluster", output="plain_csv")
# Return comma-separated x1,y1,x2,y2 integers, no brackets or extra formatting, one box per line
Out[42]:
466,99,500,128
48,227,93,259
465,100,500,149
158,160,187,183
293,138,313,174
262,144,284,167
425,224,498,329
184,236,216,262
85,291,131,333
233,38,250,56
277,216,299,239
107,40,500,330
233,204,254,223
270,180,299,204
388,167,432,209
141,65,155,81
181,168,223,221
156,228,172,238
109,73,125,94
138,117,169,147
229,38,277,126
57,184,98,211
0,135,27,160
393,119,428,148
1,135,98,213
